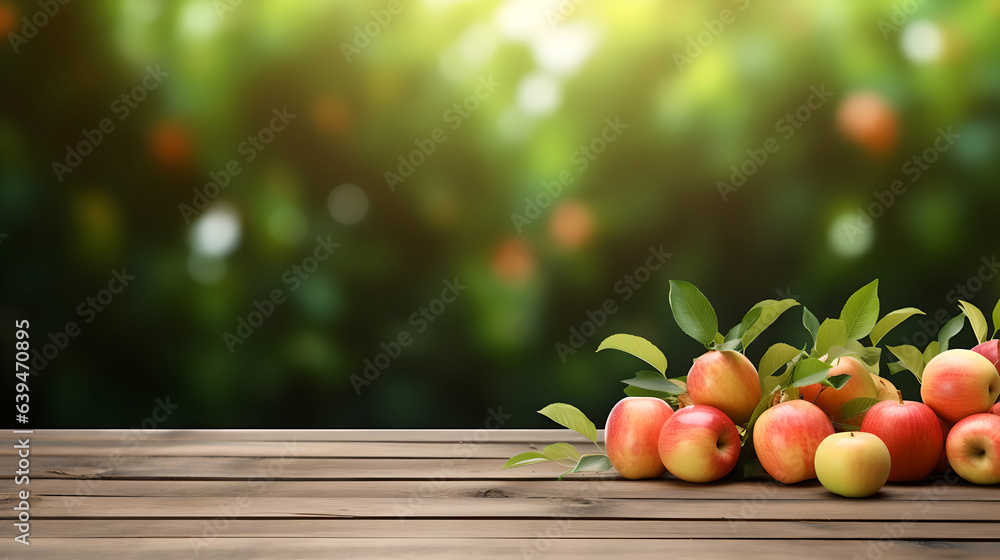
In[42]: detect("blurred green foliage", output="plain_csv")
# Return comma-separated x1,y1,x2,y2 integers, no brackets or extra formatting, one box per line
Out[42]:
1,0,998,428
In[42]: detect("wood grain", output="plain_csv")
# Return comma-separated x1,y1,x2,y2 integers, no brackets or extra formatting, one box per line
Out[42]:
1,429,996,560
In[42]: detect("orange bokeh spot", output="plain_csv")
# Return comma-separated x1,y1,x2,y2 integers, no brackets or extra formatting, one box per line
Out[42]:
493,238,535,285
549,201,594,250
0,3,16,37
837,92,898,156
150,121,191,168
312,96,352,136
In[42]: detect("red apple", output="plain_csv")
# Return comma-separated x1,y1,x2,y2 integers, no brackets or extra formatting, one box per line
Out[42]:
814,432,891,498
687,350,761,425
946,413,1000,485
921,349,1000,424
605,397,674,479
972,339,1000,378
860,395,943,481
799,357,879,427
991,403,1000,416
657,405,740,483
753,400,835,484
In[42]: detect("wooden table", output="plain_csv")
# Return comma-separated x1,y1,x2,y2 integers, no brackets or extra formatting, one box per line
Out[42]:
2,429,999,559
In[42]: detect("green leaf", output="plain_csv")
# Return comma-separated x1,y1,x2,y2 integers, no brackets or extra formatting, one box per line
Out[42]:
731,436,767,479
802,307,820,346
623,385,674,403
886,362,908,375
741,299,800,352
743,392,776,442
537,403,597,443
822,373,852,390
668,280,719,349
543,443,581,464
922,341,940,364
840,397,881,424
621,371,686,394
572,454,613,473
791,358,835,388
870,307,925,347
840,279,880,340
993,299,1000,338
714,332,725,346
845,340,882,366
726,306,763,343
825,346,860,363
714,338,743,352
938,315,966,353
758,343,805,378
887,345,925,382
502,452,553,469
815,319,848,356
761,365,792,396
958,301,989,345
597,334,668,375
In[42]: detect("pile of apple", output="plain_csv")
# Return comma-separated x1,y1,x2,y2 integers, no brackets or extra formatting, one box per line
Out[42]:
505,280,1000,497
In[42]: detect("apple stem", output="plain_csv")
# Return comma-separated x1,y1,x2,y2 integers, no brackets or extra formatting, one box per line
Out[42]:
896,390,903,405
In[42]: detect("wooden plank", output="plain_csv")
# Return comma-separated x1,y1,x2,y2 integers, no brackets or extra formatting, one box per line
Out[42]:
13,478,998,502
11,440,543,459
12,429,595,443
7,495,1000,521
4,538,997,560
1,455,610,480
2,518,995,540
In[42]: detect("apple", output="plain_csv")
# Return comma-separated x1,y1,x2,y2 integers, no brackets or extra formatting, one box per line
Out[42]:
921,349,1000,424
871,374,898,401
753,400,835,484
687,350,761,425
799,357,879,427
657,405,740,483
972,339,1000,378
605,397,674,479
991,402,1000,416
946,413,1000,485
860,395,943,481
814,432,891,498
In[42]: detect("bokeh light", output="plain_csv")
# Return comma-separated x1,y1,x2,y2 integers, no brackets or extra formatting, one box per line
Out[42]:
327,184,369,225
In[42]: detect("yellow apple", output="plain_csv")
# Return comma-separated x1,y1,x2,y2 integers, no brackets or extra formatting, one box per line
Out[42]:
814,432,891,498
